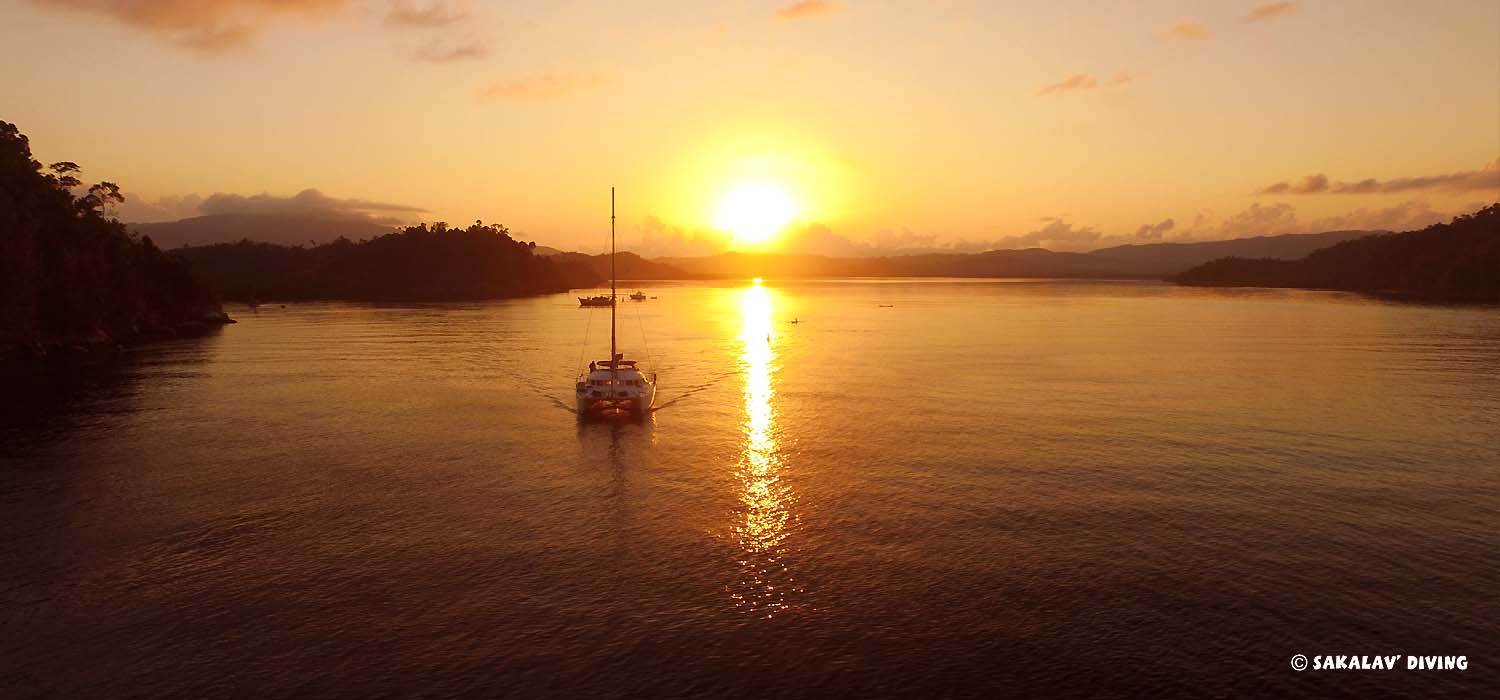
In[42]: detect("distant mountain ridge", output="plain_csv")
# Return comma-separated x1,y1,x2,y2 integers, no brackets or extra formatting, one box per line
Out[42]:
129,213,396,249
1086,230,1376,277
642,230,1378,280
137,209,1386,282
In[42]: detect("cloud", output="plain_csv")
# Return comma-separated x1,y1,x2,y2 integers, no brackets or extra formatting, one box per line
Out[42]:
1304,201,1448,232
1257,159,1500,195
1037,71,1135,96
631,216,731,258
1001,218,1105,250
386,1,469,28
1133,219,1175,240
1166,22,1212,40
480,71,614,101
1176,201,1459,240
1037,74,1098,96
1212,202,1300,237
117,193,205,223
413,39,487,62
117,188,425,225
1245,2,1298,22
199,188,425,224
1257,173,1328,194
29,0,347,53
775,0,841,21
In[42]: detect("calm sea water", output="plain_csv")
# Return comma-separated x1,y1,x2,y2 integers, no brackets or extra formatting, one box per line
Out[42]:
3,279,1498,698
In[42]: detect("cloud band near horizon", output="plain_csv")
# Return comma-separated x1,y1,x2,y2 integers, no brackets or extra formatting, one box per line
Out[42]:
1258,159,1500,195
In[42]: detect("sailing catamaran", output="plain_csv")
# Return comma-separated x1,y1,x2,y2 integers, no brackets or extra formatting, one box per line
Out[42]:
575,188,657,419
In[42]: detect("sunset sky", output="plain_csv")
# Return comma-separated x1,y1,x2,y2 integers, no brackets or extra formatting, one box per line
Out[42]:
2,0,1496,254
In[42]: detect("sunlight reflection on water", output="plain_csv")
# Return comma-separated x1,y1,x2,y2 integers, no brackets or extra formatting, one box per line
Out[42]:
729,282,801,616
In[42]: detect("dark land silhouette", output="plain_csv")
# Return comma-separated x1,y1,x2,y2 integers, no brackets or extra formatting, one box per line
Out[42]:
1178,205,1500,301
173,222,599,302
0,121,229,365
550,250,684,281
132,207,1375,283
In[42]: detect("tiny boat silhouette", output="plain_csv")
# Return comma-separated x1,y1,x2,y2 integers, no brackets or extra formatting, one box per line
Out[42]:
789,318,799,324
578,295,614,307
629,291,646,301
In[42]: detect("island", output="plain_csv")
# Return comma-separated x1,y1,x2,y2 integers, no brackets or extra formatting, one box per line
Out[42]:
1176,205,1499,302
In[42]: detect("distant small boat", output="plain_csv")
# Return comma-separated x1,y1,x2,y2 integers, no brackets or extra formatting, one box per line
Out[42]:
878,304,894,308
579,295,614,307
629,291,646,301
789,318,799,324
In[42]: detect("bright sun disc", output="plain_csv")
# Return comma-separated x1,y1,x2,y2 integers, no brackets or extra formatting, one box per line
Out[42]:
714,183,798,245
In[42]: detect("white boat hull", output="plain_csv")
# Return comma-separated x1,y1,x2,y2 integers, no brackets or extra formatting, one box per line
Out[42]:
575,365,655,419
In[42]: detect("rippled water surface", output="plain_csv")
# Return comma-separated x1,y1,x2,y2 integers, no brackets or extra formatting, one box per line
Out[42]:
3,279,1498,698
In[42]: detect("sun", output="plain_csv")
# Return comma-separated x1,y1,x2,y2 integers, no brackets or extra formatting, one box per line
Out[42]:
714,183,799,245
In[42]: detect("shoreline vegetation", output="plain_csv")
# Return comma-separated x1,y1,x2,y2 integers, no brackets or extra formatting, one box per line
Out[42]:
1177,205,1499,302
173,224,600,302
0,121,231,366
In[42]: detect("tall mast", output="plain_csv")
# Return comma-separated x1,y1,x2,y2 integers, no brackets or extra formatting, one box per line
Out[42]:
610,186,617,387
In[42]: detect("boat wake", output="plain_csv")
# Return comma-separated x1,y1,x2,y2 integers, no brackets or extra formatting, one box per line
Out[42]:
651,369,739,411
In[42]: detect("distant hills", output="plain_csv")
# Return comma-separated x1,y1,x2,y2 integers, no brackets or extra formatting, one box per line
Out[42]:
1178,205,1499,301
1086,230,1375,277
125,206,1387,284
129,213,395,249
637,229,1375,280
136,205,1497,304
131,210,1377,283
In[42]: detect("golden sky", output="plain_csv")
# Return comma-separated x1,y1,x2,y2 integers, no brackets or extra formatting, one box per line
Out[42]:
2,0,1497,254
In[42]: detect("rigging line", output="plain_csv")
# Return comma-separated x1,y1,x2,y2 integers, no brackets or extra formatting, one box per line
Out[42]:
634,300,653,372
576,306,593,376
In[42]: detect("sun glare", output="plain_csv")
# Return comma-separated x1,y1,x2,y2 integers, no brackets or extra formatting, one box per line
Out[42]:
714,183,798,246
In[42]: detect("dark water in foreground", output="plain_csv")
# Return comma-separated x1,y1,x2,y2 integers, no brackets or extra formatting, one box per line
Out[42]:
3,279,1498,698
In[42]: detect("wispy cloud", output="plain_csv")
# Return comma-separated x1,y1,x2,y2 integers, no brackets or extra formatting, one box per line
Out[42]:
1257,159,1500,195
480,71,614,101
386,1,469,28
775,0,841,21
1257,173,1329,195
28,0,347,53
1177,201,1455,239
413,39,487,63
1037,71,1133,96
1038,74,1097,96
1165,21,1212,40
1245,2,1298,22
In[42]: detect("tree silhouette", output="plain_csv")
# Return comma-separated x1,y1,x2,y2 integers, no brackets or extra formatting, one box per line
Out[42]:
1178,204,1500,301
0,121,226,362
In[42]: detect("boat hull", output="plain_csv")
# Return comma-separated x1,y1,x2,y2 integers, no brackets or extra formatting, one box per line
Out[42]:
575,381,656,420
